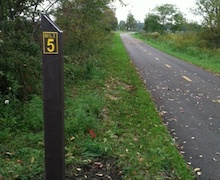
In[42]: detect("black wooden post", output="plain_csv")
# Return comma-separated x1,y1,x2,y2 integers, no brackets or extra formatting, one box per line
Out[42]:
41,13,65,180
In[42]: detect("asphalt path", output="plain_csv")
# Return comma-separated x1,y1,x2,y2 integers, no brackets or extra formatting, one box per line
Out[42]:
120,33,220,180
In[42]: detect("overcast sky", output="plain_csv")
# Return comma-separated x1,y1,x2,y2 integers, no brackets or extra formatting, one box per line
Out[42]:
112,0,200,23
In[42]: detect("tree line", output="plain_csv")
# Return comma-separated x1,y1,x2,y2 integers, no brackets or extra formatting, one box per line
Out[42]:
119,0,220,49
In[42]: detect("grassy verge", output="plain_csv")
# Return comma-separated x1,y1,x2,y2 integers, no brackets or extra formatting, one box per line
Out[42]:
133,33,220,75
0,33,195,179
100,33,194,179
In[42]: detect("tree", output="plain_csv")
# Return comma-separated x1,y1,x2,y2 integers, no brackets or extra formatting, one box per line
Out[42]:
125,12,136,31
0,0,42,20
194,0,220,47
101,8,118,32
144,14,162,33
118,20,126,31
155,4,176,27
171,12,185,32
152,4,185,33
136,21,144,31
183,21,201,32
55,0,118,57
0,0,49,101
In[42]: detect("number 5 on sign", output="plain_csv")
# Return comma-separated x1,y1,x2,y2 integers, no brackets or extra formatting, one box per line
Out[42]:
43,32,58,54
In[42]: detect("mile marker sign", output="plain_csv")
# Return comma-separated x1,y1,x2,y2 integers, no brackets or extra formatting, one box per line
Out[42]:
43,32,59,54
41,13,65,180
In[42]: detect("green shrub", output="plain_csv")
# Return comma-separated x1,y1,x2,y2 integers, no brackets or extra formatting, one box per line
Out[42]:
0,18,41,102
21,96,43,132
0,93,22,131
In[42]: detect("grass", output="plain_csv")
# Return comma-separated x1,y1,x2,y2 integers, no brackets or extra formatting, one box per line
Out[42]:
0,33,195,179
101,33,194,179
133,32,220,75
0,96,44,180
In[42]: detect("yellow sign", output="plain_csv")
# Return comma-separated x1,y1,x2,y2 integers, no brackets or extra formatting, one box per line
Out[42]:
43,32,58,54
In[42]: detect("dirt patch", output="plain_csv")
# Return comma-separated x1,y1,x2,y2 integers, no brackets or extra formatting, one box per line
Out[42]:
66,157,123,180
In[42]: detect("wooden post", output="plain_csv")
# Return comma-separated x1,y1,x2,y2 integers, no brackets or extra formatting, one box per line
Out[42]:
41,13,65,180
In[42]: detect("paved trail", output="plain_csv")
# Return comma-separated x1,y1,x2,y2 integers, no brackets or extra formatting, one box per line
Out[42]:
120,33,220,180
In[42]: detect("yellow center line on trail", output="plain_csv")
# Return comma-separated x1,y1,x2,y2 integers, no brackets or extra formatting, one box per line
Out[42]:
165,64,171,68
182,76,193,82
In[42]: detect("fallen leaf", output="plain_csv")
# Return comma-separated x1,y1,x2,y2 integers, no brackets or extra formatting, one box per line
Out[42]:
65,152,73,157
13,175,19,179
179,107,185,113
169,118,178,122
138,158,144,162
94,162,103,168
69,136,75,141
197,171,202,176
194,168,201,172
77,168,82,171
88,129,96,139
5,152,13,156
96,173,103,177
133,137,138,142
94,162,102,166
38,141,44,146
179,146,184,150
213,158,217,162
103,138,107,143
31,157,35,163
17,159,22,163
